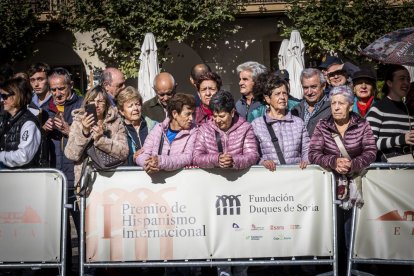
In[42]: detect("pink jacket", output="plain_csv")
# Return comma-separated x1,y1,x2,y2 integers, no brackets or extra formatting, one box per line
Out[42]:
193,115,259,169
136,118,197,171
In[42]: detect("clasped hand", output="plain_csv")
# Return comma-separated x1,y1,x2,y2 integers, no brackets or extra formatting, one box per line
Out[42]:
335,157,351,175
218,153,233,168
144,156,159,174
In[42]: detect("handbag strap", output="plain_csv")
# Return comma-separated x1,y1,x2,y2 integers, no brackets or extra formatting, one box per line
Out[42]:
263,116,286,165
215,130,223,153
331,132,351,159
158,133,164,155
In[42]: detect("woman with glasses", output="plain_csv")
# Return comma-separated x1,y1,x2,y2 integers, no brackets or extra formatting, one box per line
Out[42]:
0,77,41,168
194,71,222,125
116,86,157,165
65,85,128,186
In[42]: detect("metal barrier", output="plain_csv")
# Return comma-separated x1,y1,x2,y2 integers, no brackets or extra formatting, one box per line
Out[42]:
78,165,338,275
347,163,414,276
0,168,68,276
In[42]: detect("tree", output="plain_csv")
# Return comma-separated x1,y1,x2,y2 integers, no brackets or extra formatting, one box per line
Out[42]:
278,0,414,62
0,0,47,63
59,0,241,77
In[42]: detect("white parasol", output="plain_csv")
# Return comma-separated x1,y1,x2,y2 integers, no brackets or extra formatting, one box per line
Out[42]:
278,39,289,70
138,33,160,102
285,30,305,99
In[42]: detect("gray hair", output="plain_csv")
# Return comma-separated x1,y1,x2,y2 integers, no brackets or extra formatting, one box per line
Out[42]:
236,61,267,81
300,68,326,86
329,85,354,104
48,67,72,85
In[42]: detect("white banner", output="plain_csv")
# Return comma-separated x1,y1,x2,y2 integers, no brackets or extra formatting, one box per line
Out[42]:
354,169,414,260
85,166,333,262
0,171,63,262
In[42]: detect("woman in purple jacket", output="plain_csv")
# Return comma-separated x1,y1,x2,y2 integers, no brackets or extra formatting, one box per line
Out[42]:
193,90,259,169
136,93,197,173
251,75,309,171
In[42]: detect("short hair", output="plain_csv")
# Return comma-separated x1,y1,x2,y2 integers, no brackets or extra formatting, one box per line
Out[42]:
196,71,222,91
329,85,354,104
190,63,211,81
236,61,267,81
116,86,143,111
209,90,235,113
82,85,111,117
300,68,326,86
381,64,408,96
167,93,195,119
27,62,50,77
101,69,112,86
48,67,72,85
1,77,32,109
264,74,290,97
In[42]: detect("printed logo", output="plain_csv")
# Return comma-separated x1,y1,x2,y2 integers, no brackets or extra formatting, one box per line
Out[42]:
251,224,264,231
375,210,414,221
216,195,241,215
232,223,240,228
22,130,29,141
245,235,263,241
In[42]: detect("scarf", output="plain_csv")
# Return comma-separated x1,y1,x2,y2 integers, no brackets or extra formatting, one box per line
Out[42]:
357,96,374,117
201,104,213,119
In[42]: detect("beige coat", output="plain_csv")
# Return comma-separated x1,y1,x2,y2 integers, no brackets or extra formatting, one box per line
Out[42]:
64,106,128,187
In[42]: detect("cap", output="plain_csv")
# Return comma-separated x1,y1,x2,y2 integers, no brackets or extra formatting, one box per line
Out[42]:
319,55,343,70
352,68,376,83
274,69,289,81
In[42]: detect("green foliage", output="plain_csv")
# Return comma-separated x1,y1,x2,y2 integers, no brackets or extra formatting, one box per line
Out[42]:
59,0,241,77
279,0,414,62
0,0,48,63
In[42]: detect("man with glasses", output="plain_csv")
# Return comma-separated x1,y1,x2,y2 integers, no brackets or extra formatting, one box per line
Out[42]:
101,67,126,106
142,72,176,122
291,68,331,136
326,62,348,88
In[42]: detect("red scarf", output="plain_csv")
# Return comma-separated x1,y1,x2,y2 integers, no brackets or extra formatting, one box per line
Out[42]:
357,96,374,117
201,104,213,119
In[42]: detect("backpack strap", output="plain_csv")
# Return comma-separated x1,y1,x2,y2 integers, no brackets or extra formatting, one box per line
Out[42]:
215,130,223,153
263,115,286,165
158,134,164,155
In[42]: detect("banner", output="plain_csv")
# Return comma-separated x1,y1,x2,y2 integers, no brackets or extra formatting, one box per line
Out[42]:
0,171,63,262
353,169,414,260
85,166,333,262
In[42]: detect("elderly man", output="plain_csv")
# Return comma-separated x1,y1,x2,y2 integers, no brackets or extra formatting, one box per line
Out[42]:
142,72,176,122
326,62,348,88
235,61,267,120
101,67,125,106
291,68,331,136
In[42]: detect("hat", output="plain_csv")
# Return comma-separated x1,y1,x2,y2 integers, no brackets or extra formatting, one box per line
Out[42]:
319,55,343,70
275,69,289,81
352,68,377,83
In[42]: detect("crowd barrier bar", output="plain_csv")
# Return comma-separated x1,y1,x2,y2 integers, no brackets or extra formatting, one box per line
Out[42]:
0,168,68,276
78,165,338,276
346,163,414,276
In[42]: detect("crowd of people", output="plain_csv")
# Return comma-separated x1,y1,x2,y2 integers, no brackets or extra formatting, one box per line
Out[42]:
0,58,414,275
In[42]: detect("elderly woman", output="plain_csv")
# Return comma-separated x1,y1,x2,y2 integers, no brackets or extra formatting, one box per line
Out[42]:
366,64,414,162
117,86,157,165
195,71,222,125
65,85,128,186
0,77,41,168
251,75,309,171
136,93,197,173
193,90,259,169
352,68,377,117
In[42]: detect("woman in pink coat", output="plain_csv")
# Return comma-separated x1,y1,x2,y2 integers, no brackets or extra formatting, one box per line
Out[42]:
193,90,259,170
136,93,197,173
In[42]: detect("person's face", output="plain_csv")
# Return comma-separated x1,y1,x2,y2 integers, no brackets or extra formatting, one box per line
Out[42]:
49,76,72,106
213,109,235,132
0,88,17,115
30,71,48,96
331,94,352,122
120,98,142,123
198,80,218,106
327,64,347,87
387,69,411,99
239,70,254,97
155,81,175,107
302,75,325,106
172,105,194,130
265,85,288,112
89,92,107,119
105,72,125,98
353,78,374,100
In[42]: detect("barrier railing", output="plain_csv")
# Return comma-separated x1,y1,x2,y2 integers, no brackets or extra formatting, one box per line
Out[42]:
0,168,68,276
78,165,338,275
347,163,414,276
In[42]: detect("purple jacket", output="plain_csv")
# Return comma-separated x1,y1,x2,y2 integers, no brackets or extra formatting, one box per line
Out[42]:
251,112,309,165
192,115,259,169
309,113,377,174
136,118,197,171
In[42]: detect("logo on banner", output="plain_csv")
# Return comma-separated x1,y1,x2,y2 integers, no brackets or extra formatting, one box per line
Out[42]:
0,207,42,224
216,195,241,215
374,209,414,236
251,224,264,231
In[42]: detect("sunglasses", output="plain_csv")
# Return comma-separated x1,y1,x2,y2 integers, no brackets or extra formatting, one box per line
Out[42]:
0,92,15,100
328,69,347,78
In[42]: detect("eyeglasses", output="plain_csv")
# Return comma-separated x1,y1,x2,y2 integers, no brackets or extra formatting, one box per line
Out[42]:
50,86,67,92
0,92,15,100
89,99,105,105
327,70,347,79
